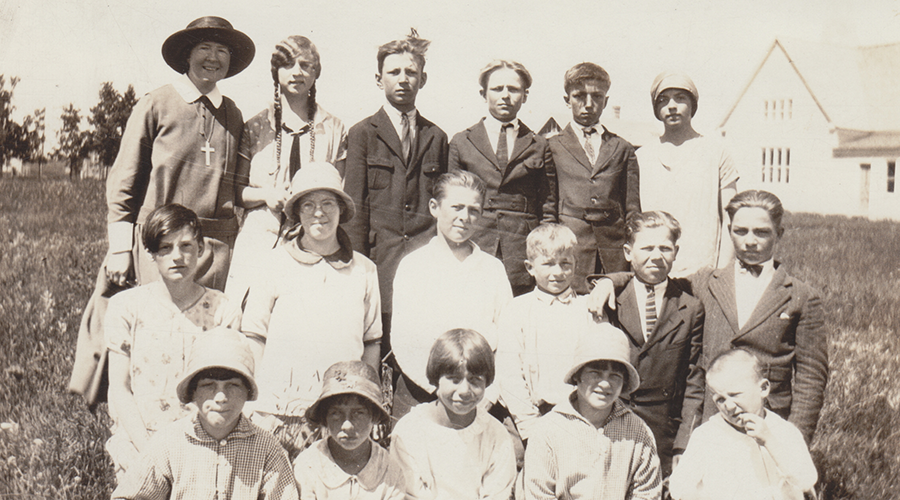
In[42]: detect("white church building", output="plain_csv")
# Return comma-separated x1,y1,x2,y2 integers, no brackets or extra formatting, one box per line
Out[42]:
719,38,900,221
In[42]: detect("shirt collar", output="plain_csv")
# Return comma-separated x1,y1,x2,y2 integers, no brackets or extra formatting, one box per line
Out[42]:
486,115,519,136
554,392,630,428
382,104,417,132
174,73,223,108
570,120,600,136
431,234,479,263
280,98,320,132
316,439,390,490
283,227,354,269
734,258,775,279
184,411,255,443
533,286,576,305
633,276,668,298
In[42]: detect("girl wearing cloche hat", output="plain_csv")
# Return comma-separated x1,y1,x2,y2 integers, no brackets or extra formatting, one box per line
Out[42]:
105,16,255,292
293,361,405,499
241,162,383,461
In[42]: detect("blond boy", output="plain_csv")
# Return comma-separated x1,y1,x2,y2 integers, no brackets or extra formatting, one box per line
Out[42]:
669,349,817,500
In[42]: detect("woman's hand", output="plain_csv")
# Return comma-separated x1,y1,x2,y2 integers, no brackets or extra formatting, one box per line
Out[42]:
264,186,289,213
106,251,134,287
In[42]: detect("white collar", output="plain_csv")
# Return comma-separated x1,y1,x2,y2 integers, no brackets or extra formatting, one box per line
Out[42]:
174,73,223,108
280,98,320,132
485,115,519,135
382,103,416,132
533,286,576,305
633,276,668,296
734,258,776,279
571,120,600,136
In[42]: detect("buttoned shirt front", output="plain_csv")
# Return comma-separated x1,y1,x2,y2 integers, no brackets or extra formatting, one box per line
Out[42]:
632,277,668,341
734,259,776,328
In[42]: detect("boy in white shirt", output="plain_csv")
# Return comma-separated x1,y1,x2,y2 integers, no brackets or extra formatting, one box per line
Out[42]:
669,349,817,500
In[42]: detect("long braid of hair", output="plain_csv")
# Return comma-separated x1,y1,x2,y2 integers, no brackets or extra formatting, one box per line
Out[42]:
307,82,317,161
273,78,283,174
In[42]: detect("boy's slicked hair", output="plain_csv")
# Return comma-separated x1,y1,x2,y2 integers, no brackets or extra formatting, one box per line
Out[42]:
725,189,785,232
426,328,495,387
625,210,682,245
526,223,577,261
564,62,611,94
376,29,430,73
186,367,251,403
478,59,533,92
142,203,203,254
707,348,765,383
432,170,487,204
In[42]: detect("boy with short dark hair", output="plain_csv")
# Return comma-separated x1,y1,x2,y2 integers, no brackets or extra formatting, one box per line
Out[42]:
112,328,298,500
523,324,661,500
549,62,640,293
608,211,705,478
669,349,817,500
343,31,449,360
449,59,558,296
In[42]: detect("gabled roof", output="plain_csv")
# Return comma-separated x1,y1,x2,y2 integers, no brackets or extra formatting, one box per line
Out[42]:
720,38,900,132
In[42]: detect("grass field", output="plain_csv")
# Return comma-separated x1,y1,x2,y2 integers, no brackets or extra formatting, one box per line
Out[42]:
1,177,898,498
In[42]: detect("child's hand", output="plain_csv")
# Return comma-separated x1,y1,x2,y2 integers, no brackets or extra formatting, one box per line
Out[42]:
587,278,616,319
738,412,772,446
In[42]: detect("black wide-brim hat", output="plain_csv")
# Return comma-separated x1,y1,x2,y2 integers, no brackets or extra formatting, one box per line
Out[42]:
162,16,255,78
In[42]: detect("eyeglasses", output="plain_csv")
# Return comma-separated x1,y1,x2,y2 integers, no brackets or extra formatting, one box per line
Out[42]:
299,199,340,215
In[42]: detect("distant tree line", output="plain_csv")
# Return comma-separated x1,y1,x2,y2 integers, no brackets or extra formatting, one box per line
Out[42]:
0,74,136,177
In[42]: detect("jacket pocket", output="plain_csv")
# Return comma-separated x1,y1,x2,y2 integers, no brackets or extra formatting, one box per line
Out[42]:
367,157,394,190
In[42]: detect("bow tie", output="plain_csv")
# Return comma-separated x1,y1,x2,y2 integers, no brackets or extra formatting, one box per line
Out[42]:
739,261,764,277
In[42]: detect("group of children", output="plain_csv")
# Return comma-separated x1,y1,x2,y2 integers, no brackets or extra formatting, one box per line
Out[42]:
69,14,829,500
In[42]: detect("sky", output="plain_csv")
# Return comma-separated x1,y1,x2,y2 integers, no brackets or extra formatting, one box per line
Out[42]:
2,0,900,151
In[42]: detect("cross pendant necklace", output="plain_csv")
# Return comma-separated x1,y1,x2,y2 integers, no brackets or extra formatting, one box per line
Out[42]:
199,99,215,166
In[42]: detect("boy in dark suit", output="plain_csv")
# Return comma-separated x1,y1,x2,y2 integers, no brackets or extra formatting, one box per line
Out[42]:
449,60,557,296
343,32,449,358
549,62,640,293
608,211,704,478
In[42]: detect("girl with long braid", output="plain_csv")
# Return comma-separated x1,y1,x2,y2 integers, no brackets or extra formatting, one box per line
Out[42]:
228,36,348,303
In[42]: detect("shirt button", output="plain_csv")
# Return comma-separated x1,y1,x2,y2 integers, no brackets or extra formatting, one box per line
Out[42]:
403,234,409,240
591,197,598,203
404,204,411,211
219,439,227,446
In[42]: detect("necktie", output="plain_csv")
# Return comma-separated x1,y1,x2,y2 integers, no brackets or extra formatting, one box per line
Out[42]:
740,261,764,278
583,127,596,165
400,112,411,163
284,123,310,180
497,123,512,171
645,284,657,340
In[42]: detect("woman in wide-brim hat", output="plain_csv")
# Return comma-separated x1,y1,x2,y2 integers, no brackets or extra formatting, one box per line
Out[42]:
240,162,383,460
70,15,254,477
105,16,255,292
226,34,349,304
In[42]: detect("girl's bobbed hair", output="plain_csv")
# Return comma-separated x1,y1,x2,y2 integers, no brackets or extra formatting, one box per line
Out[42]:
426,328,495,387
141,203,203,254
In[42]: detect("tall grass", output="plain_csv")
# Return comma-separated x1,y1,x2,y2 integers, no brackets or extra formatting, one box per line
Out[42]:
0,180,897,498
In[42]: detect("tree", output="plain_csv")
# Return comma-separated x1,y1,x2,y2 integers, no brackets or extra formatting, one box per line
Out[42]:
87,82,137,168
0,75,32,170
56,104,88,177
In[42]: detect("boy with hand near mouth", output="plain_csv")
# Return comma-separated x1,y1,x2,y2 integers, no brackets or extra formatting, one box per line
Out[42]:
668,349,817,500
112,328,298,500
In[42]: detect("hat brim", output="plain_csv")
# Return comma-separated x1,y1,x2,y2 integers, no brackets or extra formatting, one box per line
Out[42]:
564,358,641,396
176,362,259,404
305,388,390,426
284,187,356,224
162,27,255,78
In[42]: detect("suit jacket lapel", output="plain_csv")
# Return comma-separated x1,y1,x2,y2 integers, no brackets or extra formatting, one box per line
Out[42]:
738,265,792,336
708,266,741,337
372,108,404,162
617,281,645,347
507,122,535,168
559,124,591,171
466,120,499,169
407,117,435,175
590,127,618,178
642,284,687,352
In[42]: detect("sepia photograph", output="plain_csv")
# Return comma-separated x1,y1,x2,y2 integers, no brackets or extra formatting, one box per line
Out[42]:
1,0,899,498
